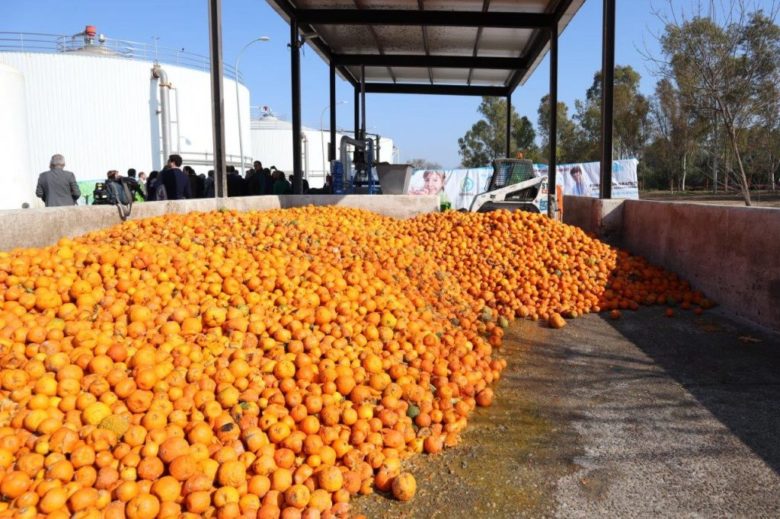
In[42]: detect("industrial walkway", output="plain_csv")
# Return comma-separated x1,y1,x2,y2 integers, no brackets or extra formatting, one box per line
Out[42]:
355,308,780,518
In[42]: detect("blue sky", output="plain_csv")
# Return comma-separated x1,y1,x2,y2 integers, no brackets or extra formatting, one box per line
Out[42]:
2,1,775,167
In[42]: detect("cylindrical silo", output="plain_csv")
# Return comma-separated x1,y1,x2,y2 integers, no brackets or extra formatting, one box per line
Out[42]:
0,31,252,193
0,63,32,210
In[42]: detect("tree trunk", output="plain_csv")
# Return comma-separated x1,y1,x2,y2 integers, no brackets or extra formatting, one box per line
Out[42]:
726,126,752,206
712,116,718,193
681,153,687,191
712,146,718,193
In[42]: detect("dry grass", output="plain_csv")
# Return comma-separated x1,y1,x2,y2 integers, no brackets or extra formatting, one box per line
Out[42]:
640,190,780,208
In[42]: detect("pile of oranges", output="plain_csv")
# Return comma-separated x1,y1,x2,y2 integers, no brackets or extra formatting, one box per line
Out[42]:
0,207,707,518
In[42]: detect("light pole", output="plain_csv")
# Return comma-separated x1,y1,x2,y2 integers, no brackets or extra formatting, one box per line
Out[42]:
320,101,347,176
235,36,270,174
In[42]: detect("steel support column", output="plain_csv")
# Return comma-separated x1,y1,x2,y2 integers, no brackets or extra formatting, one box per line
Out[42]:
207,0,227,198
548,24,558,217
600,0,616,199
505,94,512,158
354,86,360,139
360,65,366,138
329,61,337,161
291,17,303,194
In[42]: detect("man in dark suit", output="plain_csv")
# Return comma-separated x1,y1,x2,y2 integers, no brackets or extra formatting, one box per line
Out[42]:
226,165,247,197
36,154,81,207
161,154,191,200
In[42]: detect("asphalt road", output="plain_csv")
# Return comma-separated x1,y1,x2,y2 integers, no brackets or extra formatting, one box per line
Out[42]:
353,307,780,518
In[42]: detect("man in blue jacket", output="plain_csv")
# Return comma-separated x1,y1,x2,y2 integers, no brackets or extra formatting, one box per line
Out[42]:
161,154,191,200
36,154,81,207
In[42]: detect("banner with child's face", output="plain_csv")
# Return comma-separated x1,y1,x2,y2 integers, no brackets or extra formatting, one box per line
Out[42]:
407,167,493,210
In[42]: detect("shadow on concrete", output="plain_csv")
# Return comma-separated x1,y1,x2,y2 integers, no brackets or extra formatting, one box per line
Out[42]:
600,309,780,475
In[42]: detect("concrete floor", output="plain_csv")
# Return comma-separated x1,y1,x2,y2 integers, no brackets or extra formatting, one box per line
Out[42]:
353,307,780,518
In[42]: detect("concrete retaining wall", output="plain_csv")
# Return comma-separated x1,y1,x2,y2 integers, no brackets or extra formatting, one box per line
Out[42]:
564,196,780,331
0,195,438,252
562,196,625,244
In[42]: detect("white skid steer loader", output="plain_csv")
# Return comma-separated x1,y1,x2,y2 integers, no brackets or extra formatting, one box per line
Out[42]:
469,159,554,215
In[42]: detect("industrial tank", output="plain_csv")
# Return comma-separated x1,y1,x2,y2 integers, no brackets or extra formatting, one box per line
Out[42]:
0,63,33,209
0,28,251,203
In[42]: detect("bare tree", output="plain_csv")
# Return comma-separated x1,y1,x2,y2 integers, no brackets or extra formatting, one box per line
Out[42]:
650,0,780,205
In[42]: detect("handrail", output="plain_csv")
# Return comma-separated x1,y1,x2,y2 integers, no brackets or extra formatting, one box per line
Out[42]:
0,31,243,82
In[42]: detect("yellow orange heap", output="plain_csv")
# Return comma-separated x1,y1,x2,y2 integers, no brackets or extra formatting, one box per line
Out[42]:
0,207,707,518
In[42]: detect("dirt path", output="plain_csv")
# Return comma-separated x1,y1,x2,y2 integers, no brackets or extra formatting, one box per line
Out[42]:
353,308,780,518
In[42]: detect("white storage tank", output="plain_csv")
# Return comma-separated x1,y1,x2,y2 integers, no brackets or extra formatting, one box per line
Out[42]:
0,27,251,205
0,63,33,210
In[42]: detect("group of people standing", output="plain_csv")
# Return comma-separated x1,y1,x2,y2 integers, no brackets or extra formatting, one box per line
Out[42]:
235,161,311,196
35,153,318,208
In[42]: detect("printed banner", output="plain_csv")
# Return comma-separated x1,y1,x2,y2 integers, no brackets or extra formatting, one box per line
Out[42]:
406,159,639,210
533,159,639,199
406,168,493,210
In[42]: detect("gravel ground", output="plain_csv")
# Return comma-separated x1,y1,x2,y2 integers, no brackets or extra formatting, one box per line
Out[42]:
353,307,780,518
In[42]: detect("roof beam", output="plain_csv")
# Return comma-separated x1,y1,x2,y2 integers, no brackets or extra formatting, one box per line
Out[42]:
506,0,578,92
417,0,434,85
353,0,397,83
507,29,549,91
296,9,553,28
266,0,358,86
364,83,507,96
467,0,492,86
334,54,528,70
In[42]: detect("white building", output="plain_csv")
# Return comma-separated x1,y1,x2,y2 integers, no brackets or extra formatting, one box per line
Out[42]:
251,112,396,189
0,27,250,209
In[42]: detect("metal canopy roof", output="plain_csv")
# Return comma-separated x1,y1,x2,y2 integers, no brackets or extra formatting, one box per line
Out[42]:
267,0,584,96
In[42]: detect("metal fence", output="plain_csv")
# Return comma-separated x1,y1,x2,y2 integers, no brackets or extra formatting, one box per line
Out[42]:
0,31,242,81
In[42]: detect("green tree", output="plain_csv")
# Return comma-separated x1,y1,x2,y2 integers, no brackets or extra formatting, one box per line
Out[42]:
458,97,537,167
657,7,780,205
649,78,707,191
574,65,651,163
536,95,579,163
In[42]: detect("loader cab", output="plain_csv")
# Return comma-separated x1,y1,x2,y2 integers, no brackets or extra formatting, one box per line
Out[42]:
470,159,548,214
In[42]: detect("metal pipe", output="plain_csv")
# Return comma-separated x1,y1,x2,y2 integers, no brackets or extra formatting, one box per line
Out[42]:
301,132,309,182
152,64,172,163
291,17,303,194
548,24,558,217
236,56,245,173
235,37,270,175
174,87,181,154
329,61,336,162
339,135,373,189
207,0,227,198
600,0,616,199
505,94,512,158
